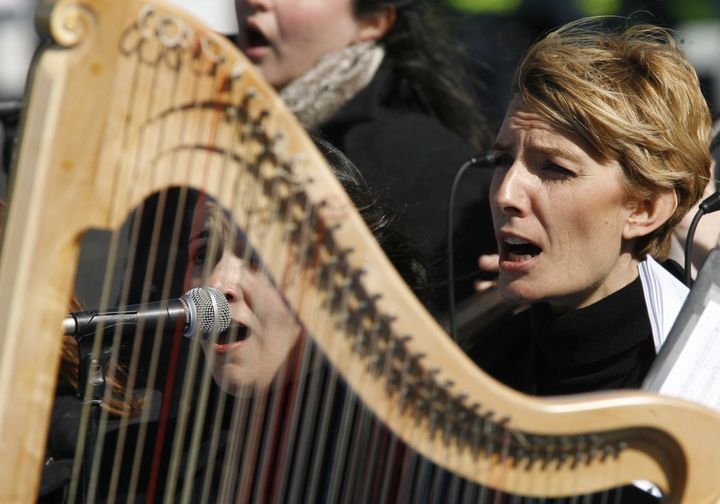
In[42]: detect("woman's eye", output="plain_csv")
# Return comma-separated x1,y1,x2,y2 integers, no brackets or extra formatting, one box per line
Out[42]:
191,246,207,266
542,162,574,177
493,153,514,167
248,252,262,271
231,239,262,271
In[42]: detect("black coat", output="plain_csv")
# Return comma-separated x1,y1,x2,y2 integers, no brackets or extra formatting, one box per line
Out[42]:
464,276,661,503
317,71,497,312
465,276,657,396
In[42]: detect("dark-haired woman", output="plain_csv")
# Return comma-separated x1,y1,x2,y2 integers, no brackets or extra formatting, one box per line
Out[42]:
234,0,497,314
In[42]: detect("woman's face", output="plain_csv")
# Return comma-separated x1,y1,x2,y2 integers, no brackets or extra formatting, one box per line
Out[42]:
185,200,302,396
490,95,640,313
235,0,364,89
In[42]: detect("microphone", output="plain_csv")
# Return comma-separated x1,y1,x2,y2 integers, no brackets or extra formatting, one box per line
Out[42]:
684,191,720,286
699,190,720,214
446,152,496,340
63,287,231,340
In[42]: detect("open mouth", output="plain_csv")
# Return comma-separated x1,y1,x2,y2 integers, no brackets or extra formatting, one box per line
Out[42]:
216,324,250,346
501,236,542,262
245,23,269,49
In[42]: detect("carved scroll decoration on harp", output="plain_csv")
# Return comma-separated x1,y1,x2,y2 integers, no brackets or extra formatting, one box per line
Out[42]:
2,0,720,502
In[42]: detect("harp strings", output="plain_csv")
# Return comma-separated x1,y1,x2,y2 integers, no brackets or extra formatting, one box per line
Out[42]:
67,6,156,501
286,223,339,503
60,7,226,501
102,16,189,501
110,18,192,503
208,75,267,504
164,38,324,503
269,195,325,504
163,45,234,504
259,187,324,503
51,4,625,503
182,74,256,504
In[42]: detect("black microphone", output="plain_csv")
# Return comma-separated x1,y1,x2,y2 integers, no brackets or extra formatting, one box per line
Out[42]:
684,191,720,286
63,287,231,340
446,153,496,340
699,190,720,214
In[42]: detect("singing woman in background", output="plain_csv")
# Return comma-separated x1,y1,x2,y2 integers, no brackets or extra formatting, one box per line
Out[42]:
234,0,497,313
177,139,429,501
186,137,429,396
466,18,712,396
37,139,429,502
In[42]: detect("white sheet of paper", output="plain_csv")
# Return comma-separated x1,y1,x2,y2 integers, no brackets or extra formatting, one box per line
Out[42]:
656,299,720,410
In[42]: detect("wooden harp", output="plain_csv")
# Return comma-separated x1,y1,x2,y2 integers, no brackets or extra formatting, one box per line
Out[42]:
2,0,720,502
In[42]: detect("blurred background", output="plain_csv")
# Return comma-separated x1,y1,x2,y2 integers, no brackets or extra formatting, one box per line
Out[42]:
1,0,719,209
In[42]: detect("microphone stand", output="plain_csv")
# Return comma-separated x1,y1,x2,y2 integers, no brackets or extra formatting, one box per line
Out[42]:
0,100,22,176
74,329,113,502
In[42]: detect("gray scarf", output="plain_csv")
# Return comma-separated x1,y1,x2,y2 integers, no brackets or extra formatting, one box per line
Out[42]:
280,42,385,130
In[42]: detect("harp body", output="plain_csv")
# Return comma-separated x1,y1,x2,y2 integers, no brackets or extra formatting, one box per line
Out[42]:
1,0,720,502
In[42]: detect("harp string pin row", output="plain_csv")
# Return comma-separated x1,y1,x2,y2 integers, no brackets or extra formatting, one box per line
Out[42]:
571,436,589,468
428,408,442,440
557,436,575,464
443,404,457,445
366,321,388,374
568,435,596,467
601,444,619,461
413,398,428,425
350,303,372,354
385,369,402,394
395,352,419,411
482,412,499,456
424,370,445,440
532,438,553,469
470,411,499,458
451,394,474,452
367,353,384,375
446,390,472,447
470,416,485,458
398,383,414,412
504,429,533,467
455,409,471,451
585,434,602,461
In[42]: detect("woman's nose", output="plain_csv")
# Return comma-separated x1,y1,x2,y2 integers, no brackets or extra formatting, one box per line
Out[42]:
241,0,271,13
492,163,530,217
208,254,244,304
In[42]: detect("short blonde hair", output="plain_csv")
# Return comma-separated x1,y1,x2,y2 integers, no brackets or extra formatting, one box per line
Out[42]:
514,17,712,259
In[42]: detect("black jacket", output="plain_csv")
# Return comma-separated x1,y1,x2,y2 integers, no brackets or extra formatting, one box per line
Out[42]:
317,70,497,311
464,276,660,503
465,276,657,396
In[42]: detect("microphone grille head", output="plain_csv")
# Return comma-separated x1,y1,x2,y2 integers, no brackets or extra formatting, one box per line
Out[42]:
185,287,231,339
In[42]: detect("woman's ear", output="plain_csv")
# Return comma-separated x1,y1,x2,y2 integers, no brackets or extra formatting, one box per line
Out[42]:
356,6,396,43
622,188,678,240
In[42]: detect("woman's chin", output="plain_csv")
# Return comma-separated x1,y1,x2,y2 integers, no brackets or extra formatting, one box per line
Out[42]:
223,381,266,398
498,280,540,306
211,364,278,397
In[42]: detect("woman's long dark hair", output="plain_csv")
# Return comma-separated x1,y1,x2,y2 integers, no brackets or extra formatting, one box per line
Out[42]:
313,136,430,300
355,0,492,150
